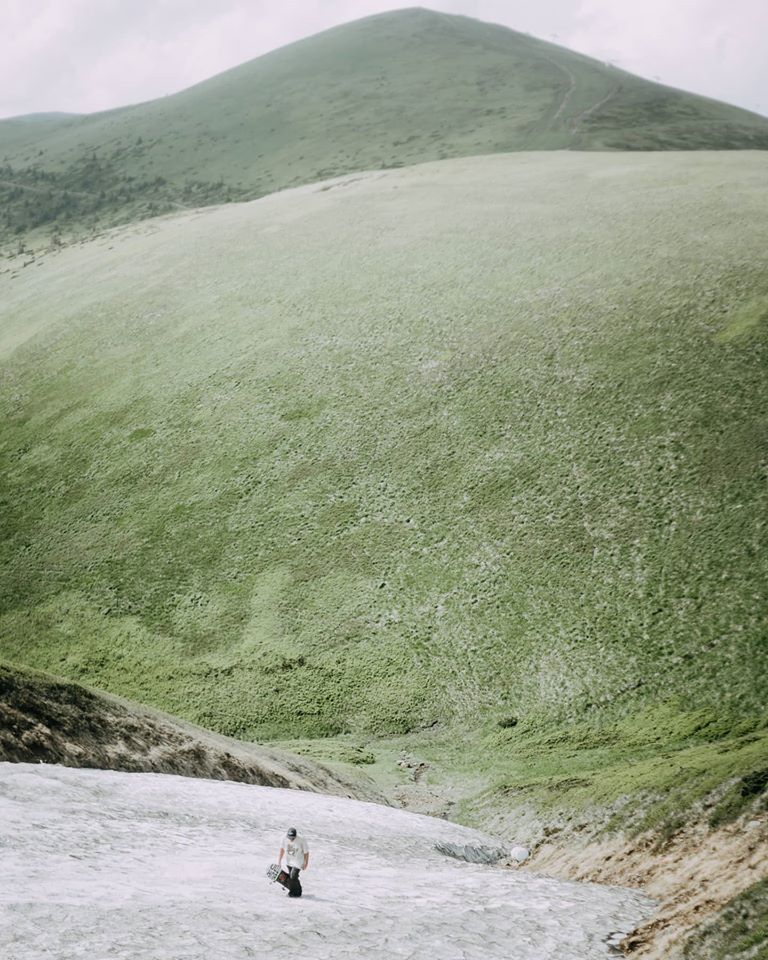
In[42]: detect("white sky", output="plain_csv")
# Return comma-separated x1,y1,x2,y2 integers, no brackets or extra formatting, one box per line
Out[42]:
2,0,766,120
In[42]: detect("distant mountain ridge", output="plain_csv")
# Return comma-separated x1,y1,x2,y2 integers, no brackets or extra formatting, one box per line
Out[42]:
2,7,767,246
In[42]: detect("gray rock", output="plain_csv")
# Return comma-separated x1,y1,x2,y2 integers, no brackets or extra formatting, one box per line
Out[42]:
434,841,508,864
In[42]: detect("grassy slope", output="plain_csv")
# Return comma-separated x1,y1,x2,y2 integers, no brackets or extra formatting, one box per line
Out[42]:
1,152,766,745
276,704,768,840
0,113,80,151
2,8,768,245
0,660,383,800
677,878,768,959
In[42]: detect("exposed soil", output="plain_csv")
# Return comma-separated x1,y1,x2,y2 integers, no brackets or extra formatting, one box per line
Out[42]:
386,761,768,958
532,811,768,958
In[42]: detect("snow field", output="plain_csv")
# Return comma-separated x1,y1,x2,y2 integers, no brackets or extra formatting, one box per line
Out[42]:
0,763,654,959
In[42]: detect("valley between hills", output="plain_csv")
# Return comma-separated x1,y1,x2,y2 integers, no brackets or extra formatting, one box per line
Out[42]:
1,9,767,959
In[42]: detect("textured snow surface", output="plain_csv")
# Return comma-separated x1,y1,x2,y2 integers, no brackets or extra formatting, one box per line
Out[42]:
0,763,654,959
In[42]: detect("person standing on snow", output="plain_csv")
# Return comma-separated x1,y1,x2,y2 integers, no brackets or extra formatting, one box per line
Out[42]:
277,827,310,898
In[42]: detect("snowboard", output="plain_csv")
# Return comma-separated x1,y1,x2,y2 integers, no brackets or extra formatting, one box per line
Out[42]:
266,863,291,889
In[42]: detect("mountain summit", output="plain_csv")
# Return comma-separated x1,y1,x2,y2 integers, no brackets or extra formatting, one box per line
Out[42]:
2,7,767,243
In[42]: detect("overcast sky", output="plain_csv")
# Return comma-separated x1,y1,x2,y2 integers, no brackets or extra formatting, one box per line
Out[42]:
2,0,766,120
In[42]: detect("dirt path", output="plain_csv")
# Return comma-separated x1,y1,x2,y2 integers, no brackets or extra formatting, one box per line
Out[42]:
571,84,621,131
544,61,619,136
547,59,577,122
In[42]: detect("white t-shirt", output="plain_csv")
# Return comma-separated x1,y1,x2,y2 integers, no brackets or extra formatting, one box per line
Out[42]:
283,834,309,869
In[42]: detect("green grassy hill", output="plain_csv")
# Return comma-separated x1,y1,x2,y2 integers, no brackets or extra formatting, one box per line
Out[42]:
1,151,766,743
2,8,768,246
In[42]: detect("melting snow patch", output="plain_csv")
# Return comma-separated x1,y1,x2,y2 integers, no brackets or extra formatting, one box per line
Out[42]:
0,763,654,959
434,840,507,864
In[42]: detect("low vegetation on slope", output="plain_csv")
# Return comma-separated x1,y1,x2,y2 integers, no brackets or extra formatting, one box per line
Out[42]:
1,152,766,745
0,660,381,799
2,8,767,246
676,879,768,960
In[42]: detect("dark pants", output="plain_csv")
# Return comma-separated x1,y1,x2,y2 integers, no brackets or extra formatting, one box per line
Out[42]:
288,866,302,897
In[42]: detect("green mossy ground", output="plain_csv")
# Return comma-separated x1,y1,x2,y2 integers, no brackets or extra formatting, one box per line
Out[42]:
1,153,767,759
275,704,768,842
